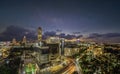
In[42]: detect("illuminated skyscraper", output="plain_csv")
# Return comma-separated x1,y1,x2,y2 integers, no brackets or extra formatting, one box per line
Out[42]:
12,38,17,45
59,38,65,56
22,36,27,44
38,27,42,42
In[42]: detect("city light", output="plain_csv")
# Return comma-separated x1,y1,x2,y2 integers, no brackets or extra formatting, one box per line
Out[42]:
0,0,120,74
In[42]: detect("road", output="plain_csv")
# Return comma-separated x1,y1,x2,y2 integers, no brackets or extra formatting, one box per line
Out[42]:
59,57,82,74
39,57,81,74
61,62,76,74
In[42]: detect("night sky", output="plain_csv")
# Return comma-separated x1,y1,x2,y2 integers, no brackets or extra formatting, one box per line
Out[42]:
0,0,120,42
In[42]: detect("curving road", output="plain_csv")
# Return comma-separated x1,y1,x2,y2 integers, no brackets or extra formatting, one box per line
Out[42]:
60,57,82,74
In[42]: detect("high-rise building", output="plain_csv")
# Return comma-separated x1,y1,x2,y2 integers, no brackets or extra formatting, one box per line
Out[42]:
12,38,17,45
59,38,65,56
22,36,27,44
38,27,42,42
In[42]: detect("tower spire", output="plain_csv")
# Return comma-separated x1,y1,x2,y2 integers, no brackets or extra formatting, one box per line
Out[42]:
38,27,42,42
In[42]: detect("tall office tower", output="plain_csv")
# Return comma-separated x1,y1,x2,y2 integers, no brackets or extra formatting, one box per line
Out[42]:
22,36,27,44
12,38,17,45
59,38,65,56
38,27,42,42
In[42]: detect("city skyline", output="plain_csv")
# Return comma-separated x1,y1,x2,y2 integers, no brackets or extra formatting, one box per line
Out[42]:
0,1,120,74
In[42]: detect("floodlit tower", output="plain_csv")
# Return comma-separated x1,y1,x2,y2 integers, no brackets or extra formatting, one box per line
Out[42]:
12,38,17,45
38,27,42,42
22,36,27,44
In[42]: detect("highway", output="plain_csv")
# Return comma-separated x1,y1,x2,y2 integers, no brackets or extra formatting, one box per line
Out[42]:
59,57,82,74
61,62,76,74
39,57,81,74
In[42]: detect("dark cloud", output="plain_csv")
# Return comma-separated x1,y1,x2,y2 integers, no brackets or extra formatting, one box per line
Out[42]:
59,33,83,39
59,33,66,38
43,31,57,39
86,33,120,43
0,25,36,41
63,34,82,40
88,33,102,39
88,33,120,39
1,25,120,43
72,32,81,34
44,31,56,37
43,31,83,39
0,25,83,41
103,33,120,38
